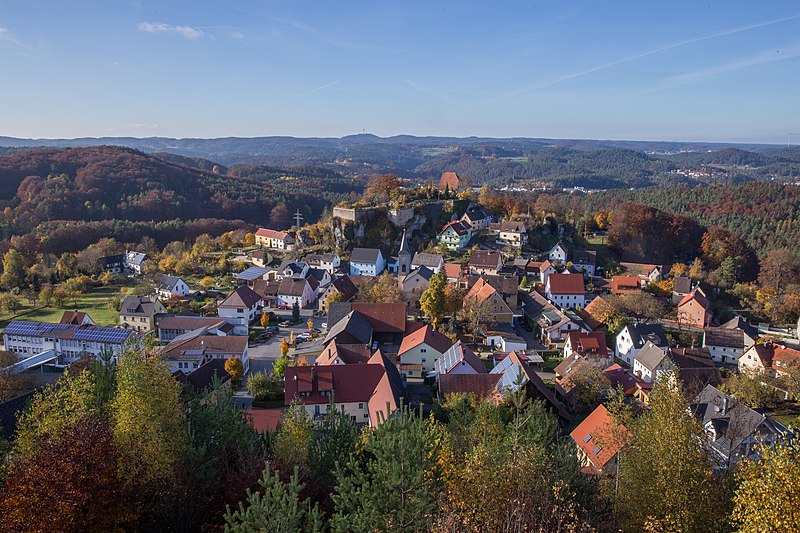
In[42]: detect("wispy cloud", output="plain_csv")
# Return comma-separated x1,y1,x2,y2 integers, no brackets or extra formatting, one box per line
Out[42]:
291,80,340,100
666,44,800,86
230,32,245,40
137,22,204,39
507,13,800,96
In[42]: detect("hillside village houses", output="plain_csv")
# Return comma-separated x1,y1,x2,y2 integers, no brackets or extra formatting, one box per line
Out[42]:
6,179,800,507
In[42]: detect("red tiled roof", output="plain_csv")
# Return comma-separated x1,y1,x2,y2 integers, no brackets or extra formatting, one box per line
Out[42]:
604,364,640,394
611,276,641,294
547,273,585,295
243,409,281,433
465,277,499,303
579,296,611,329
439,373,502,399
316,342,372,365
569,404,629,471
773,344,800,370
399,324,453,355
351,302,407,334
443,263,463,279
678,289,709,309
255,228,288,239
439,220,471,236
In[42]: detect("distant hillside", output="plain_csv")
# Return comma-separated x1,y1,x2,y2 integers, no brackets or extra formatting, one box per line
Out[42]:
0,146,363,236
1,134,797,189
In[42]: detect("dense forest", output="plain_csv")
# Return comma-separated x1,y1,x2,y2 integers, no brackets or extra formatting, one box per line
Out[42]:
576,183,800,255
0,147,364,253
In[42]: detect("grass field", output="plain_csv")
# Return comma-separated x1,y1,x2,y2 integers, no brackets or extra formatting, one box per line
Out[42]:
0,284,134,330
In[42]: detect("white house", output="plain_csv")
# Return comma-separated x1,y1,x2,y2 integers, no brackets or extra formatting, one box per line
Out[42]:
703,328,746,365
277,277,317,308
397,324,453,381
162,332,249,374
305,253,341,274
489,221,527,248
156,275,190,299
633,342,676,383
255,228,295,250
438,221,472,251
545,273,585,309
217,285,263,333
572,250,597,277
460,208,494,231
615,324,668,365
539,260,557,285
548,242,569,264
124,250,148,275
349,248,386,276
399,266,433,302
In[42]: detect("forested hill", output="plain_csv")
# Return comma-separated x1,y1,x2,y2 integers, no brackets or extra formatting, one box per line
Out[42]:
577,183,800,254
0,146,363,236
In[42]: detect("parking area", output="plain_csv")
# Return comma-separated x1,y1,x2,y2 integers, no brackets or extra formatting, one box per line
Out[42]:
247,309,327,375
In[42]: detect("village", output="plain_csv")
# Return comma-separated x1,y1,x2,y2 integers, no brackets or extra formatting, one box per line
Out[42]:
1,170,798,490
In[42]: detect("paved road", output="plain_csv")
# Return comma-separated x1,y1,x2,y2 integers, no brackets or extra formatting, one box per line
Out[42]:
247,309,327,375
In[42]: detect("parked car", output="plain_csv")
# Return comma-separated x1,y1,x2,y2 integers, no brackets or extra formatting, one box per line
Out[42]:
266,326,280,334
279,320,290,327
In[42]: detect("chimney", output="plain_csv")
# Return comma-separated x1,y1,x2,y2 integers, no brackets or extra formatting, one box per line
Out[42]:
722,397,729,415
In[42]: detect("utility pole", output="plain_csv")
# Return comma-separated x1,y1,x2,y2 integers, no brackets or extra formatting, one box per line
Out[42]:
293,209,303,230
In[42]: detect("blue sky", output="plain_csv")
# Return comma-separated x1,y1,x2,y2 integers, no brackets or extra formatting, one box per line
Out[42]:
0,1,798,142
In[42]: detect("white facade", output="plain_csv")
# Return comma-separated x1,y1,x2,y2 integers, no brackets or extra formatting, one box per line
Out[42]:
400,343,446,377
298,400,372,424
549,243,568,263
706,344,743,365
540,264,556,285
3,331,129,364
278,282,316,308
615,327,637,365
218,304,260,328
156,277,190,299
350,252,386,276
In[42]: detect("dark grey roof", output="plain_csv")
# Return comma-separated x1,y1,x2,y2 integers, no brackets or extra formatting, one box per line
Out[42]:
185,359,231,391
278,260,308,275
327,302,354,331
324,310,373,345
408,265,434,282
350,248,382,264
121,295,160,316
159,274,183,291
627,324,668,349
101,254,125,267
673,274,692,294
722,315,759,341
704,327,745,349
572,249,596,265
691,385,790,459
0,391,35,440
306,267,328,283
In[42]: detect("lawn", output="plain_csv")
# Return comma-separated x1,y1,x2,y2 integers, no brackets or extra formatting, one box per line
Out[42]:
0,284,133,330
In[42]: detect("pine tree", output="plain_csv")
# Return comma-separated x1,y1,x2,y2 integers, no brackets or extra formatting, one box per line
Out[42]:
331,407,441,532
223,466,324,532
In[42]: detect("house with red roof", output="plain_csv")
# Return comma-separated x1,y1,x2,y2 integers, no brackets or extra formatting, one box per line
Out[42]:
438,220,472,250
570,404,629,476
545,273,585,309
603,364,641,395
397,323,453,381
610,275,642,295
538,260,557,285
741,341,800,377
563,331,611,364
465,277,513,324
677,288,713,328
468,249,503,275
315,342,372,366
285,350,405,427
254,228,295,251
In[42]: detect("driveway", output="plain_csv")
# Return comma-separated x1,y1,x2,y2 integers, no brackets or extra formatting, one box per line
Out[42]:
247,309,328,375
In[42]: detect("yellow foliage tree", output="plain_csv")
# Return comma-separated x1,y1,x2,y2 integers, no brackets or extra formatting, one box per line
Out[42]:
225,357,245,381
112,346,187,486
260,311,270,328
280,338,290,357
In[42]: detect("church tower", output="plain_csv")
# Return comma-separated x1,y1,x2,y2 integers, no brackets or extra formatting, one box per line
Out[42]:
397,229,412,275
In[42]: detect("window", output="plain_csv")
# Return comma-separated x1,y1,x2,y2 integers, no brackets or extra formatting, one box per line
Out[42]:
358,403,364,409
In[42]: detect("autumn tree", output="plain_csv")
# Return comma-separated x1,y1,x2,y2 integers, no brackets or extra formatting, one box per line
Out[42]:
260,311,270,328
274,404,314,475
274,354,289,376
758,248,800,293
1,249,25,290
733,442,800,532
364,174,402,204
607,291,665,325
419,273,446,329
112,345,187,489
456,296,492,342
0,418,134,532
727,368,781,408
360,272,403,303
224,357,245,382
615,375,730,531
55,252,78,280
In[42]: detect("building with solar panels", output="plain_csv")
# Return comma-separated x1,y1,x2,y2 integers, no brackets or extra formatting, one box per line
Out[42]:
3,320,135,364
